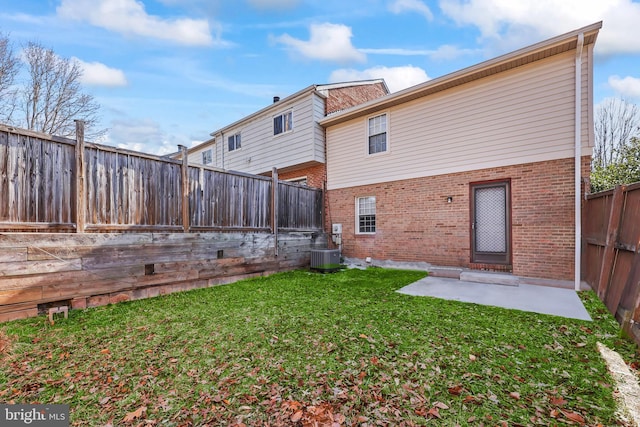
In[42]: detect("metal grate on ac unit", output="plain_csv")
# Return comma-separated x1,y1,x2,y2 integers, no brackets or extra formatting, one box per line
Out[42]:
310,249,341,273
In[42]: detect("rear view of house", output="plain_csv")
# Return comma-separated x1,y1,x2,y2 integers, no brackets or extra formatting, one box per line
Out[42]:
321,23,601,283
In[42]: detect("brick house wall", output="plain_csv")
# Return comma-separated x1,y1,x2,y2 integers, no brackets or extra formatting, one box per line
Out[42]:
325,82,389,115
277,164,326,189
326,156,591,281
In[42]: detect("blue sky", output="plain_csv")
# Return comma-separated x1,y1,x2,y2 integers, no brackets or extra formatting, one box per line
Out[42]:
1,0,639,155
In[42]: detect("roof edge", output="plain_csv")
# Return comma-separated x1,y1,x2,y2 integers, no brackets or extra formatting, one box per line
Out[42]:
205,79,391,144
320,21,602,127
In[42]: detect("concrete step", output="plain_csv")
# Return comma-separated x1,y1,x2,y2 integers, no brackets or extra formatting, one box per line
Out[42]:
428,267,463,279
460,271,520,286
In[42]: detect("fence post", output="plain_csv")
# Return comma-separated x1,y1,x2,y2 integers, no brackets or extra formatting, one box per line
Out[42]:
597,185,625,307
272,167,278,257
179,145,189,232
74,120,85,233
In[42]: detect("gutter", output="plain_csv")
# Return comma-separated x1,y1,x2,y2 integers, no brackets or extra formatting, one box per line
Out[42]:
574,32,584,292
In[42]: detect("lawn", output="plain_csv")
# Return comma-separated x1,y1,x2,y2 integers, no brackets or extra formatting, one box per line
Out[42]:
1,268,638,426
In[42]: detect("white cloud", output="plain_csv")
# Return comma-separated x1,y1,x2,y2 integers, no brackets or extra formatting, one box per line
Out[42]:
389,0,433,20
429,44,479,61
73,58,127,87
330,65,429,93
247,0,300,9
104,118,187,155
56,0,216,46
439,0,640,55
361,44,478,60
274,23,366,63
609,75,640,99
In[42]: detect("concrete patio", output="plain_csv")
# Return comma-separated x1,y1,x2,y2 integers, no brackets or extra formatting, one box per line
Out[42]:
345,258,592,321
397,275,592,321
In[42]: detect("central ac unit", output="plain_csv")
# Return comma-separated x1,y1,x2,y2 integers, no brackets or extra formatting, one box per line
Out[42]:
310,249,341,272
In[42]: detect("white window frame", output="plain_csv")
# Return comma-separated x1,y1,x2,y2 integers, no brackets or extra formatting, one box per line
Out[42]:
201,149,212,165
228,132,241,151
356,196,376,234
367,112,388,155
286,176,307,186
273,110,293,136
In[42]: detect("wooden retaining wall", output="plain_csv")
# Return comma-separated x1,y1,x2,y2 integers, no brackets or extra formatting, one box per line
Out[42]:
0,231,326,322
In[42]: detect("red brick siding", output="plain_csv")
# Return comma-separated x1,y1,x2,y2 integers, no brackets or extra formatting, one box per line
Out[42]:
325,83,388,115
326,157,591,281
278,164,326,189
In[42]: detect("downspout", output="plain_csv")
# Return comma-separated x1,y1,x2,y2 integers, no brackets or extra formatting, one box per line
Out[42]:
574,33,584,291
220,131,225,169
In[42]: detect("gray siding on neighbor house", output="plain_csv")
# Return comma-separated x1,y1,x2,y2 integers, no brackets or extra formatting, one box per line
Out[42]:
311,93,327,161
326,47,594,190
187,144,216,167
188,92,326,175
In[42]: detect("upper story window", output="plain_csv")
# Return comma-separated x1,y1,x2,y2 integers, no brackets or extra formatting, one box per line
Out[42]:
274,111,293,136
202,149,212,165
228,133,241,151
368,113,387,154
357,196,376,234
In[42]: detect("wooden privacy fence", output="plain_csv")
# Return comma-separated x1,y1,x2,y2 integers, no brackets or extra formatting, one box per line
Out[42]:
0,123,323,233
583,182,640,345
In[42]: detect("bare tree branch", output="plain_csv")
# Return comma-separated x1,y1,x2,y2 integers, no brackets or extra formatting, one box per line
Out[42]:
0,32,20,123
594,98,640,168
19,42,105,139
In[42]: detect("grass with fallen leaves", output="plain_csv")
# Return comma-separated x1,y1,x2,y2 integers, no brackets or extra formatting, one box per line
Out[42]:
1,267,638,426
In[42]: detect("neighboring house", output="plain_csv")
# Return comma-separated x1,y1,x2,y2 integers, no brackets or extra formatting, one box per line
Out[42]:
320,22,602,283
180,80,389,188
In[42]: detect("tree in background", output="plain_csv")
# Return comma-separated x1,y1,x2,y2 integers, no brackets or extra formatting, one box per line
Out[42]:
591,137,640,192
20,42,103,138
0,35,103,139
592,98,640,192
0,32,19,123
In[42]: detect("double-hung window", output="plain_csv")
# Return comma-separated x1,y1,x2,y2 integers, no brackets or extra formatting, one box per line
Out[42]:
357,196,376,233
201,149,212,165
368,113,387,154
228,133,241,151
274,111,293,135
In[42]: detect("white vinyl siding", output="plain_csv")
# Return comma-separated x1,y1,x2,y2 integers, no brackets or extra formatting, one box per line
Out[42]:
326,49,592,190
222,93,325,174
188,144,217,167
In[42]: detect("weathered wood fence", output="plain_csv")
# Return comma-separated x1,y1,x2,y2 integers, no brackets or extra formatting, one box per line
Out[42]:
0,123,323,232
0,123,326,322
583,182,640,345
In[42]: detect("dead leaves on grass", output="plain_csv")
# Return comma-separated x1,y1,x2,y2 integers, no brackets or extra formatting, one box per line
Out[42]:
0,340,601,427
0,328,14,355
123,405,146,422
282,400,343,426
